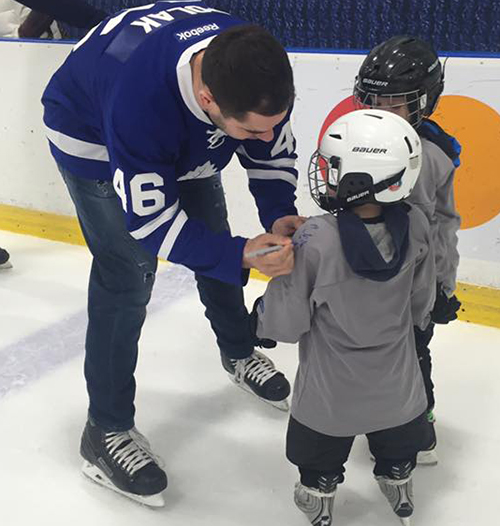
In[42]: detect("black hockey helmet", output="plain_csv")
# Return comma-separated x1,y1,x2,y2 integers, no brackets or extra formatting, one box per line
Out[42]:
354,36,444,127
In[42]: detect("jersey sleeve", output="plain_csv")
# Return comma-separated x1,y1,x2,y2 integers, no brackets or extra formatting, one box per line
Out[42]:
236,111,298,231
434,164,461,296
419,119,461,296
256,227,318,343
410,208,437,329
103,72,247,286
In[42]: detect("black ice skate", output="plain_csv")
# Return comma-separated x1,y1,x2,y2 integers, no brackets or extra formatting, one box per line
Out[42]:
294,475,340,526
376,462,414,526
221,350,290,411
0,248,12,270
80,419,168,507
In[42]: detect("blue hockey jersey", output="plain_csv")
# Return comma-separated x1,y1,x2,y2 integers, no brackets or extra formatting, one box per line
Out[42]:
42,1,298,285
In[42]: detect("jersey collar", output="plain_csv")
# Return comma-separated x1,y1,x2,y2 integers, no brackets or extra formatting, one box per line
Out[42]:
176,35,217,125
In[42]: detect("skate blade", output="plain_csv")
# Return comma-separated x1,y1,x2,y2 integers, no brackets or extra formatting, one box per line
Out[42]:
417,449,438,466
82,461,165,508
0,261,13,270
399,517,411,525
228,374,290,412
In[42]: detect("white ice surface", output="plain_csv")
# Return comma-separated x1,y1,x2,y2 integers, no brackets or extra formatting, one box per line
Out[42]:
0,231,499,525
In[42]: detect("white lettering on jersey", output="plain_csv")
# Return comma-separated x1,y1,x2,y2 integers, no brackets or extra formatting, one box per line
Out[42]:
149,11,176,22
271,121,294,158
113,170,166,216
130,6,223,35
77,4,226,48
175,23,219,41
130,173,166,216
100,4,154,36
113,169,127,212
131,16,163,33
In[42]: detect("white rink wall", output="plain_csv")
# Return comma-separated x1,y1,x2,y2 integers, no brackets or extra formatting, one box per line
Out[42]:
1,39,500,288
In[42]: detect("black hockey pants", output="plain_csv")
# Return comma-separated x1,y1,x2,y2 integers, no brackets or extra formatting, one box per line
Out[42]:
286,412,432,489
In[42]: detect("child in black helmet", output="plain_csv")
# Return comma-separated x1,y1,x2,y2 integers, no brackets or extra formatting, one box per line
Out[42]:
354,35,462,465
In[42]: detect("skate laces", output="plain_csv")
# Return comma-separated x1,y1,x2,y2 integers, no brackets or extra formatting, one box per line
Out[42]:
104,430,156,475
234,351,278,386
129,428,165,468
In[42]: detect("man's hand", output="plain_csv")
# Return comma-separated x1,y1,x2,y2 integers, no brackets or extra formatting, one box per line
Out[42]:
272,215,308,237
242,233,294,278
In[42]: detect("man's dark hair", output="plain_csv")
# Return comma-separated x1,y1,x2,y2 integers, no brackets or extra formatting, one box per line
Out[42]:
201,25,295,120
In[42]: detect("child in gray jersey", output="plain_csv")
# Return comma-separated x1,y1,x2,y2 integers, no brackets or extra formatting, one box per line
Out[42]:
354,36,462,465
253,110,435,526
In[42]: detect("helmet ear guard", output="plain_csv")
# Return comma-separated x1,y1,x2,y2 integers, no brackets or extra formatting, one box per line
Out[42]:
337,169,406,208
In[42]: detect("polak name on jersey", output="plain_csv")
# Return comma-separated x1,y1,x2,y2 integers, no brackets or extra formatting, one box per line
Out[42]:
128,4,224,35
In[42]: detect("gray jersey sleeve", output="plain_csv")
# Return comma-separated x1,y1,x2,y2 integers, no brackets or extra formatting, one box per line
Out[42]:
435,164,461,296
410,208,437,329
256,240,318,343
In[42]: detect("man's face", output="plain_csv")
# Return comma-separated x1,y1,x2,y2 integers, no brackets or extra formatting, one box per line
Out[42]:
369,95,410,122
208,106,288,142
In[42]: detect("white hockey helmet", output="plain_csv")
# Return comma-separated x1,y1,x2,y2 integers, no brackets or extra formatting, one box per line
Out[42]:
309,109,422,212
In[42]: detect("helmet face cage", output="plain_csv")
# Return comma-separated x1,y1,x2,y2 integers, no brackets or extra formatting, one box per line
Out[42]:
308,150,341,213
353,82,428,128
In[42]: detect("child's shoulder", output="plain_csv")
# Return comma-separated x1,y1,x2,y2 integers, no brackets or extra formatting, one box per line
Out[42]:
292,214,339,252
407,202,431,240
419,118,461,169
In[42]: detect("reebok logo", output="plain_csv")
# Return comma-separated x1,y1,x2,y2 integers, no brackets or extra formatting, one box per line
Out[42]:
175,23,219,41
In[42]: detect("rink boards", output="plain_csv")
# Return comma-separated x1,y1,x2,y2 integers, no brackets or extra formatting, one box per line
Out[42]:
1,39,500,326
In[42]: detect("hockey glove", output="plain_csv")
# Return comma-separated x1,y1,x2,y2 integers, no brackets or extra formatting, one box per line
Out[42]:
430,283,461,324
249,296,277,349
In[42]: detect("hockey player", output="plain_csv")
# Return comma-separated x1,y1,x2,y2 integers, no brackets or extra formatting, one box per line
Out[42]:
353,36,462,465
253,110,435,526
42,3,303,506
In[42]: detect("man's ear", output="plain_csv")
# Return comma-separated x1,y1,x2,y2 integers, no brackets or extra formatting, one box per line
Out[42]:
198,87,215,111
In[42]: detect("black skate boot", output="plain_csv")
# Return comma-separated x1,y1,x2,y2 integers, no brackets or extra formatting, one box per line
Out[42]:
221,350,290,411
0,247,12,270
294,475,341,526
376,461,414,525
80,419,168,507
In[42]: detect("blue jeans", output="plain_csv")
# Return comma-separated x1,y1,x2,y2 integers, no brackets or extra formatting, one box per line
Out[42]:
60,167,254,431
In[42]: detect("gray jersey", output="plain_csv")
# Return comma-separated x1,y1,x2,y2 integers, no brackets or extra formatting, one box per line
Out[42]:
408,137,461,296
256,206,435,437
